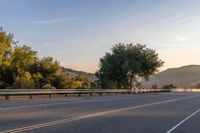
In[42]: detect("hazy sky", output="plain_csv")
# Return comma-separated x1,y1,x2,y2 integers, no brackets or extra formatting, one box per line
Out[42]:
1,0,200,72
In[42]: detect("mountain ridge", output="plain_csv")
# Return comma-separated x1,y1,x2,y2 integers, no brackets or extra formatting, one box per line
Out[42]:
141,65,200,88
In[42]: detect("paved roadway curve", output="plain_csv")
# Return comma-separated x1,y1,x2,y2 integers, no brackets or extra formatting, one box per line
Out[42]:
0,92,200,133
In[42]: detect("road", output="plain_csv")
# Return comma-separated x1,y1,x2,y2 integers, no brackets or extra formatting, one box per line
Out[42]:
0,92,200,133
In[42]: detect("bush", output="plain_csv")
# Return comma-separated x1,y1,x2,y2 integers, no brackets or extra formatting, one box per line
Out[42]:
41,84,55,89
52,74,71,89
69,81,82,89
13,72,35,89
152,84,158,89
162,84,176,89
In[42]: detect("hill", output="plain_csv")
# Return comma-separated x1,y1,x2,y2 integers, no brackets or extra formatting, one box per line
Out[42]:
141,65,200,88
61,67,96,81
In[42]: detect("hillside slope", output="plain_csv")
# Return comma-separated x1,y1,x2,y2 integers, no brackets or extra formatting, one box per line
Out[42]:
61,67,96,81
141,65,200,88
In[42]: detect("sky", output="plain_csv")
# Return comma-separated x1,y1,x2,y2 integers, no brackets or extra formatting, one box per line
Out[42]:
1,0,200,72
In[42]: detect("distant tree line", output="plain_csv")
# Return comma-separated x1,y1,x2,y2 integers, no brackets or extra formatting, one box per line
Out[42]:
152,84,176,89
162,84,176,89
1,27,164,89
0,27,93,89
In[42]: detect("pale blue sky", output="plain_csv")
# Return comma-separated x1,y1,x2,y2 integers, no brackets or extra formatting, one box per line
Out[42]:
1,0,200,72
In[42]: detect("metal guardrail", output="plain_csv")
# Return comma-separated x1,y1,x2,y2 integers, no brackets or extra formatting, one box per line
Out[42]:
171,88,200,92
0,89,171,100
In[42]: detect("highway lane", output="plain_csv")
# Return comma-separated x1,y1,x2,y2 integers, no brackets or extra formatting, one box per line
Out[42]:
0,92,200,133
169,107,200,133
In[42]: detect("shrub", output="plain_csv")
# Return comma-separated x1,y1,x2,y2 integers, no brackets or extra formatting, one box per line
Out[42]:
41,84,55,89
69,81,82,89
162,84,176,89
152,84,158,89
13,71,35,89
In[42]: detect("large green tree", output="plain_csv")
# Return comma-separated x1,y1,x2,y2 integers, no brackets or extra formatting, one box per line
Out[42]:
0,27,12,64
36,57,61,88
0,27,95,89
0,28,13,87
96,43,164,89
11,45,38,76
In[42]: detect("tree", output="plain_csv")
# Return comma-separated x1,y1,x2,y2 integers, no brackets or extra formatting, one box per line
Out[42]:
32,72,43,88
0,28,13,88
0,27,96,89
96,43,164,89
52,74,71,89
11,45,38,77
36,57,61,87
75,74,92,89
69,80,82,89
0,27,13,64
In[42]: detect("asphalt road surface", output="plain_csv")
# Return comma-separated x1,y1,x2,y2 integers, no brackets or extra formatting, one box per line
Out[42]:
0,92,200,133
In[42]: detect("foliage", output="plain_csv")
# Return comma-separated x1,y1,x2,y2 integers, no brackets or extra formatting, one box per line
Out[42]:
162,84,176,89
52,74,71,89
75,74,92,89
0,27,95,89
13,71,35,89
96,43,164,89
152,84,158,89
34,57,61,88
11,45,38,77
31,72,43,88
69,80,82,89
41,84,56,89
0,28,62,89
0,27,12,64
0,28,13,88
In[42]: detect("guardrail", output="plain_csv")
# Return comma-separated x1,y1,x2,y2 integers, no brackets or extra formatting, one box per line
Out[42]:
0,89,171,100
171,88,200,92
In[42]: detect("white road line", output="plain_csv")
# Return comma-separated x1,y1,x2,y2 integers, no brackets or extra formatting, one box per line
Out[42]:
0,98,125,110
0,95,158,110
166,108,200,133
0,100,93,110
0,93,182,110
2,95,200,133
0,97,131,110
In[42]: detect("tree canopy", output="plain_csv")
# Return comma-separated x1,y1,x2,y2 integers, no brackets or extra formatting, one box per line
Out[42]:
0,28,12,64
0,27,163,89
96,43,164,89
0,27,93,89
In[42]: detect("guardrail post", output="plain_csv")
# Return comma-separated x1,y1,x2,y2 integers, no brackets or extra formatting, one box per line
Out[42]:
5,95,9,100
49,94,52,98
29,95,32,99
